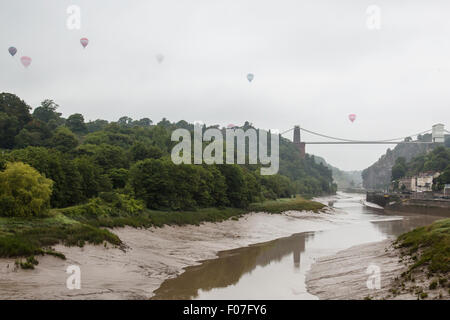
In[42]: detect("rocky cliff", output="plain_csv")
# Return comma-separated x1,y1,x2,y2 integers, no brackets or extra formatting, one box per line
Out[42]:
362,135,433,190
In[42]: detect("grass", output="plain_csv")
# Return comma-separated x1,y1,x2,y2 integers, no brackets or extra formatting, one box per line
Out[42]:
0,195,325,258
0,212,121,258
395,218,450,274
248,196,325,214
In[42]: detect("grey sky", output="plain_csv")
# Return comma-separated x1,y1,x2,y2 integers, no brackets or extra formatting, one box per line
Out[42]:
1,0,449,170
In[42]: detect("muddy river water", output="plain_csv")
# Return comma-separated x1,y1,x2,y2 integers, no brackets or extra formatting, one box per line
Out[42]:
151,193,441,300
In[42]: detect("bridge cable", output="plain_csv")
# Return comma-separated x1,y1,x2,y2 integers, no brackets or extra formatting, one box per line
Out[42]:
299,127,432,142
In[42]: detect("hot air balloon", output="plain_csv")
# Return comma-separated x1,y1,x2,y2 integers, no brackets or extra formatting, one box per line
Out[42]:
20,56,32,68
227,124,237,129
8,47,17,57
247,73,254,82
348,114,356,123
80,38,89,48
156,54,164,64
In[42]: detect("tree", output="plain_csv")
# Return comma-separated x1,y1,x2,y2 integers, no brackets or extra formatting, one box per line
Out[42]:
133,118,152,127
8,147,83,207
66,113,87,134
130,142,163,161
433,165,450,191
74,156,111,198
391,157,407,180
108,168,129,189
0,162,53,217
118,116,133,127
32,99,62,123
86,119,109,133
50,127,79,152
0,93,32,148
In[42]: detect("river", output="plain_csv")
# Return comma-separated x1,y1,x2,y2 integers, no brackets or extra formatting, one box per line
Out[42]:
151,193,442,300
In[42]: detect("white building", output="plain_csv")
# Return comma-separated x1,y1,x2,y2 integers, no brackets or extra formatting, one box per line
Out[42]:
414,172,441,192
432,124,445,143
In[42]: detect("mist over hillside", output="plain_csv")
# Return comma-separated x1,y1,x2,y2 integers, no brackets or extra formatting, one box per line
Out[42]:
362,134,450,190
313,156,362,190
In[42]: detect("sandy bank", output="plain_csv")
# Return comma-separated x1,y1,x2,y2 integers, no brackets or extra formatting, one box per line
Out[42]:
0,207,344,300
306,239,449,300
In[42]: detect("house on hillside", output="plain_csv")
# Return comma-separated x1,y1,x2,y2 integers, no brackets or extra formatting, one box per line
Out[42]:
396,172,441,192
398,177,414,191
415,172,441,192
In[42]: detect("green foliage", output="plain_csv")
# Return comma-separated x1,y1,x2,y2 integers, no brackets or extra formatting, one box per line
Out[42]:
62,192,145,221
0,213,120,257
396,218,450,274
32,100,63,125
50,127,79,152
7,147,84,207
66,113,87,134
108,168,129,189
392,157,407,180
406,146,450,175
390,146,450,189
248,196,325,213
73,156,111,199
0,162,53,217
130,142,163,161
77,143,128,171
15,119,52,148
0,93,32,149
433,165,450,191
0,93,337,219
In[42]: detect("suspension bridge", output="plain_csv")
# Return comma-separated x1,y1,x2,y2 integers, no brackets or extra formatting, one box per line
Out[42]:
280,124,448,158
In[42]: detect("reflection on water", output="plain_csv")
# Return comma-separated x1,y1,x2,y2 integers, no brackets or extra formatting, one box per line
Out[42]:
151,194,443,300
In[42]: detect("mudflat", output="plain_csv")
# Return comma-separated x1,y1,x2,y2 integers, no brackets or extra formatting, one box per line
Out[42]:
0,209,338,299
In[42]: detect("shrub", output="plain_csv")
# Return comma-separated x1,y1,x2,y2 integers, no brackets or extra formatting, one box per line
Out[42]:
0,162,53,217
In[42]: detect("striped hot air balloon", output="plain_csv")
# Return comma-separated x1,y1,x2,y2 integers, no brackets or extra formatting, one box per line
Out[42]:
8,47,17,56
80,38,89,48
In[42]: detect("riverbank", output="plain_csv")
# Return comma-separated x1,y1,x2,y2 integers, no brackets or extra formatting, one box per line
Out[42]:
0,196,325,259
366,192,450,217
0,197,334,299
306,219,450,300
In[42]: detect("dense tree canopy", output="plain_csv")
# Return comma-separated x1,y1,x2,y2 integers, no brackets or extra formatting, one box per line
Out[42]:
0,93,337,213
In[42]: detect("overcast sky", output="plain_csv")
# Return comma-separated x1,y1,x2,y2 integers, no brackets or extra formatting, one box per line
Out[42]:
1,0,449,170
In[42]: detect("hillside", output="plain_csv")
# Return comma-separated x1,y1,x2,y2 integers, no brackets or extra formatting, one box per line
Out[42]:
362,134,436,190
0,92,336,214
314,156,362,190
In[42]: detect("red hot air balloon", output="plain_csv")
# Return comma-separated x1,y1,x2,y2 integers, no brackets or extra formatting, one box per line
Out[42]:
348,114,356,123
8,47,17,56
80,38,89,48
20,56,32,68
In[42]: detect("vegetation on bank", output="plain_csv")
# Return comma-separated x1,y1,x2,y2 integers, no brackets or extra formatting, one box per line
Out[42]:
0,92,333,267
248,197,325,213
387,219,450,299
0,194,325,261
396,218,449,274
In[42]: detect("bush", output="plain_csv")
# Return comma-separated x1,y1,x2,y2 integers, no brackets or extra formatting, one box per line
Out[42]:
0,162,53,217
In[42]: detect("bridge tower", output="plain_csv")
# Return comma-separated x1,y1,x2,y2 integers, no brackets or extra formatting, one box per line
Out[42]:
293,126,306,159
432,124,445,143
